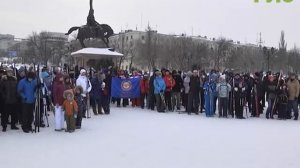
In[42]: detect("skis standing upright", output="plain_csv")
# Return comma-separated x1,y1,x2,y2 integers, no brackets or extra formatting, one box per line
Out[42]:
254,82,259,117
34,64,41,133
271,71,282,117
86,77,91,118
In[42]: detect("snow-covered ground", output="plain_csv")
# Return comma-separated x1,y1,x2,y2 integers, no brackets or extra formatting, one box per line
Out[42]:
0,107,299,168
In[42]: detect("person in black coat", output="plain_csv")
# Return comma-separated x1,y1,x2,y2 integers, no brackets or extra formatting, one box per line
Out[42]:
187,70,200,114
90,72,104,115
233,74,246,119
172,70,183,111
0,68,19,131
148,70,158,110
244,74,254,114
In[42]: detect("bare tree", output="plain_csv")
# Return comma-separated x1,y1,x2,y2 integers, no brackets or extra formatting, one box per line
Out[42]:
216,38,232,70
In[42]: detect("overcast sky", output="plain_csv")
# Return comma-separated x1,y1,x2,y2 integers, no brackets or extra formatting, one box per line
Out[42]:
0,0,299,49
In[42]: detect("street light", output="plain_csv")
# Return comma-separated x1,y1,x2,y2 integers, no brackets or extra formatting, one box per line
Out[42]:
263,46,275,71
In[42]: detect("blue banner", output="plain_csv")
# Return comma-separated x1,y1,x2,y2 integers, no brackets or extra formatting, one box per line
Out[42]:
111,77,141,98
8,51,17,58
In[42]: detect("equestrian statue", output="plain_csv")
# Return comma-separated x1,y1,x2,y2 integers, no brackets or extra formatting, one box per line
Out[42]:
65,0,114,48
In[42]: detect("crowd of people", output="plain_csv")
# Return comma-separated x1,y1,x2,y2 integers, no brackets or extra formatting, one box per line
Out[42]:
0,65,299,134
112,68,299,121
0,65,111,133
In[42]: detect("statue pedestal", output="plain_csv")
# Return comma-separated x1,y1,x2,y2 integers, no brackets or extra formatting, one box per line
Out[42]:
70,39,109,66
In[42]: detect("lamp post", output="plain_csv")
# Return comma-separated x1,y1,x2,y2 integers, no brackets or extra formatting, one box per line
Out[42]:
263,46,275,71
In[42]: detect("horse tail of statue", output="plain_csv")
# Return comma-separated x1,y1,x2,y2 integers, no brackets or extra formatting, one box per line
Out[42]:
65,27,81,35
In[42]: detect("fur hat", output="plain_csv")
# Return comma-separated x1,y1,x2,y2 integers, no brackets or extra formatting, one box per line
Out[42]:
63,90,74,99
74,85,83,94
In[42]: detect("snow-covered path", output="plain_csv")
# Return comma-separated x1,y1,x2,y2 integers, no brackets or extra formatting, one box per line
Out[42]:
0,107,299,168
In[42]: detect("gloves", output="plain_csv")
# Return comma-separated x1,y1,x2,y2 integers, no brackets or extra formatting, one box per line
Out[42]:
74,114,77,118
234,87,238,92
242,87,245,92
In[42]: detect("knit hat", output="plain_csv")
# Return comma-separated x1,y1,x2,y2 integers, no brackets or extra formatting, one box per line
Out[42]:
186,71,193,77
80,69,86,74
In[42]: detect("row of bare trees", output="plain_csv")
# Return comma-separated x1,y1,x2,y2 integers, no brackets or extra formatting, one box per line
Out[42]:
2,31,69,66
110,29,300,73
25,32,68,65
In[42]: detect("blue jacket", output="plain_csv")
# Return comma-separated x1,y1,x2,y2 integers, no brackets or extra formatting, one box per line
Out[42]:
153,77,166,94
90,77,102,100
17,78,37,103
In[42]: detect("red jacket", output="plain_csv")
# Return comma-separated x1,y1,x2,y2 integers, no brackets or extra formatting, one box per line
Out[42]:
163,75,176,92
53,74,65,106
140,79,149,94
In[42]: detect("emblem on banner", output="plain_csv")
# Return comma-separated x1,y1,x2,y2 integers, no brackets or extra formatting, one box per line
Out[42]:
121,80,132,91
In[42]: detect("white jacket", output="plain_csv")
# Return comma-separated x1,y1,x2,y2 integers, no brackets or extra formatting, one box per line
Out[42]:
76,75,92,97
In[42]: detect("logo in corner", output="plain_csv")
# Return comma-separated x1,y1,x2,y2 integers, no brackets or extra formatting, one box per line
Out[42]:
121,80,132,91
254,0,293,3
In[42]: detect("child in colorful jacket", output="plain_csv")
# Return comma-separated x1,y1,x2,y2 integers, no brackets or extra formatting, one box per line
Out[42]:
63,90,78,133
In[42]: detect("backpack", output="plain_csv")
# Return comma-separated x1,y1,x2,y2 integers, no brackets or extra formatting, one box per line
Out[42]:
218,83,229,97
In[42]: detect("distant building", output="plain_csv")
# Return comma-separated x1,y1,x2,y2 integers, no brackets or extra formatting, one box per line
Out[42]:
109,30,260,71
0,34,18,51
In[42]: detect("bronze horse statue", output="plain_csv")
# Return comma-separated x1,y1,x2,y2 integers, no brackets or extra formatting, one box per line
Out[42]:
65,0,114,48
65,24,114,48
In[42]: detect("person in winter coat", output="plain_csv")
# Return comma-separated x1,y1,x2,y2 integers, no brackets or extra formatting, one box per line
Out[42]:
64,75,74,90
187,70,200,115
148,70,157,110
265,75,278,119
216,75,232,118
76,69,92,118
74,86,85,129
251,72,264,117
17,71,37,133
140,74,150,109
277,80,288,120
172,70,183,111
100,82,110,114
233,74,246,119
131,71,141,107
0,68,19,132
53,73,65,131
243,74,254,114
204,72,218,117
163,70,176,111
183,71,192,111
103,70,112,113
199,71,207,113
16,66,26,123
63,90,78,133
286,73,300,120
154,71,166,112
90,72,104,115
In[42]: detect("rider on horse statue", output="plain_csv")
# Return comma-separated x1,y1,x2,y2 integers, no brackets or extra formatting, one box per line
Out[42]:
86,0,103,33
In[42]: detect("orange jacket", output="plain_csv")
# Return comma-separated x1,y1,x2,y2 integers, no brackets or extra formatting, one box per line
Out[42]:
63,100,78,116
163,75,176,92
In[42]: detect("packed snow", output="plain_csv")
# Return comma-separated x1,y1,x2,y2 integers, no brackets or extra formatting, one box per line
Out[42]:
0,107,299,168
